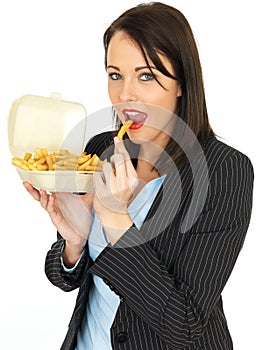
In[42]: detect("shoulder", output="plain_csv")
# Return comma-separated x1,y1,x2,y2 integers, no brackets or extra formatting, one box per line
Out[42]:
178,135,254,191
201,136,254,219
178,135,254,234
204,135,254,179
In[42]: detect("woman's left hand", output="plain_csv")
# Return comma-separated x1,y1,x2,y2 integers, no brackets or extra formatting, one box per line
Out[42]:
93,137,140,244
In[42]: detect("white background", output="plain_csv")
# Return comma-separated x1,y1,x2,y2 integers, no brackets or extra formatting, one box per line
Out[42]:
0,0,262,349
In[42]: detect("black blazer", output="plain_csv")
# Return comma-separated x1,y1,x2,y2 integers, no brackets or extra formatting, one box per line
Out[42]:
45,132,254,350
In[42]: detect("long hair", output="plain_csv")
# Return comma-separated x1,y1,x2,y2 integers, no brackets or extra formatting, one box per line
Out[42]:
103,2,214,170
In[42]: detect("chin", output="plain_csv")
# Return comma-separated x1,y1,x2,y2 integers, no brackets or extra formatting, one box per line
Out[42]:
127,136,144,145
126,130,147,144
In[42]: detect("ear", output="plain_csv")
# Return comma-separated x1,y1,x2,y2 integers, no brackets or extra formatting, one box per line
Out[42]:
176,84,182,97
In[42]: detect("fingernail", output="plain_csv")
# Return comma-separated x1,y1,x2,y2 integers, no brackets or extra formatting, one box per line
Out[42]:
114,136,120,144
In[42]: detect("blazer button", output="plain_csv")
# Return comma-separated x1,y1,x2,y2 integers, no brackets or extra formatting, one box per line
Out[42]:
115,332,128,343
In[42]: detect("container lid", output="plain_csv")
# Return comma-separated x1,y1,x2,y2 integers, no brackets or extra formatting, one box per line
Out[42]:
8,92,87,157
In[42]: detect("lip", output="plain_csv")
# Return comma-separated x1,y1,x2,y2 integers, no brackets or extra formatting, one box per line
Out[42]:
122,108,148,130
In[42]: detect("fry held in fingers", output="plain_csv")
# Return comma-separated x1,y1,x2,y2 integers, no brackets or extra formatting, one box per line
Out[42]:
12,147,106,172
117,120,133,140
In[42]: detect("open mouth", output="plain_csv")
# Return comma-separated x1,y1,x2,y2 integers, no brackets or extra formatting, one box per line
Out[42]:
122,108,148,130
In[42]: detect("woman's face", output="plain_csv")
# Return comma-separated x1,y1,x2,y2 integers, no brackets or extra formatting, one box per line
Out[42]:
106,30,182,148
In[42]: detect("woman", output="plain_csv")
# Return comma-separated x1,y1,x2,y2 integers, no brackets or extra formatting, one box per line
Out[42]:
24,2,254,349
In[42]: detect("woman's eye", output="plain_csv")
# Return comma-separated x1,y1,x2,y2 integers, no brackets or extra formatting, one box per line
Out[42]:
140,72,155,81
109,72,122,80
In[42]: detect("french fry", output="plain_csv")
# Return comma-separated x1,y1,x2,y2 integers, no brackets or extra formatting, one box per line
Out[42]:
34,147,43,160
28,163,39,171
36,164,48,170
78,160,92,171
45,155,54,170
41,148,48,157
78,154,95,170
38,157,46,165
78,154,91,165
90,154,100,165
12,157,30,170
117,120,133,140
83,165,102,172
24,152,32,161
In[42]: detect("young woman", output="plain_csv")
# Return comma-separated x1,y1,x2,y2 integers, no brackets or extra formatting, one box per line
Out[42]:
24,2,254,349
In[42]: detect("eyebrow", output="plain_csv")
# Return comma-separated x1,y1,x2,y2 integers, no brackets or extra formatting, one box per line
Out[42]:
106,65,157,72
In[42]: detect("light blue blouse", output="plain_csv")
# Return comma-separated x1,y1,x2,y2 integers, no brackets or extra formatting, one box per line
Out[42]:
75,176,165,350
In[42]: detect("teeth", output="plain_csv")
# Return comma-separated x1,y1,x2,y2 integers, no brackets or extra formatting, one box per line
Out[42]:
127,112,141,116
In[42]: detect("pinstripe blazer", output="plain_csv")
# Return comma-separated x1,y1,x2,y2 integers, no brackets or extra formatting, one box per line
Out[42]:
45,132,254,350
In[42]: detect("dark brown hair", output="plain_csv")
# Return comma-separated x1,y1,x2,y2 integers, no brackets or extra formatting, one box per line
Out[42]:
103,2,214,170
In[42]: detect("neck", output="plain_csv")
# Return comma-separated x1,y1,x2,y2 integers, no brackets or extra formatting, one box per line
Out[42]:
136,159,160,184
138,142,162,165
135,142,166,183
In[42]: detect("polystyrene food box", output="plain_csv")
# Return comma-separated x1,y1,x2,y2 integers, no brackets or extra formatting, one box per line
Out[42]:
8,93,96,192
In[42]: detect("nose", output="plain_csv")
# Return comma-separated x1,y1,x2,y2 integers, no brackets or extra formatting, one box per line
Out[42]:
119,79,138,102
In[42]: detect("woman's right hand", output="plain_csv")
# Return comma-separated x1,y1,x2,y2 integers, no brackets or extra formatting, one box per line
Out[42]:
23,181,94,265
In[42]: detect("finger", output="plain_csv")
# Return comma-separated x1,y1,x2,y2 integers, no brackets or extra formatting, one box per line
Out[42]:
113,141,143,198
114,137,130,158
101,161,115,186
39,189,50,209
114,139,138,180
23,181,41,201
45,193,56,214
80,192,95,204
111,153,128,179
93,170,106,192
113,137,133,169
80,193,95,213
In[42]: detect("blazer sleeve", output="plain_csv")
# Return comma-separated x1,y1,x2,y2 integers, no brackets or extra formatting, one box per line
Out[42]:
44,232,90,292
88,150,254,347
